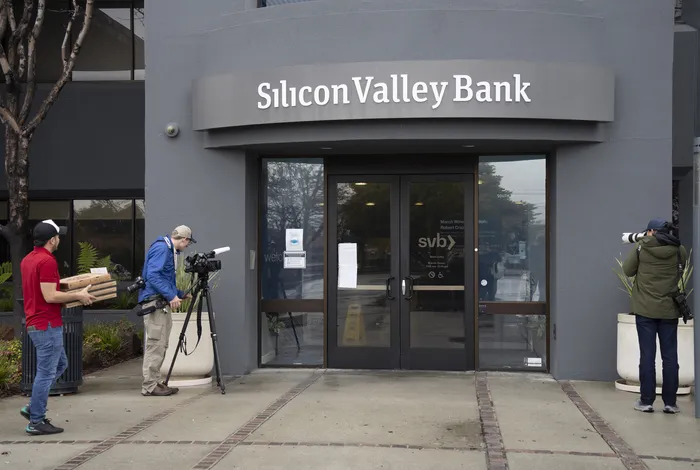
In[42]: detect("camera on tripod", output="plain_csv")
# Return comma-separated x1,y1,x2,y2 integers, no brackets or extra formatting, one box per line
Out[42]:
184,247,230,275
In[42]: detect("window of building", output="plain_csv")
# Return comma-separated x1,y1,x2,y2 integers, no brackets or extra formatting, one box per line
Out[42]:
0,198,145,312
71,2,144,81
73,200,135,279
30,201,72,277
477,155,548,371
260,158,325,367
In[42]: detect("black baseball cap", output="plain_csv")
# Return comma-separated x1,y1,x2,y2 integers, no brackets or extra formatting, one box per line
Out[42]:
33,219,67,243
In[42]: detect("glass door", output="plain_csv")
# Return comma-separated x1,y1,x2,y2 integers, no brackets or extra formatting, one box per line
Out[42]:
327,175,401,369
400,175,475,370
327,174,475,370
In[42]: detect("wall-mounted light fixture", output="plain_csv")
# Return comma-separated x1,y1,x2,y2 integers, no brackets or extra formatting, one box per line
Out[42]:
165,122,180,138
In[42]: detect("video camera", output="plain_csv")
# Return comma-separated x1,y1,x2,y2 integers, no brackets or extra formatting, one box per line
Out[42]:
184,247,230,275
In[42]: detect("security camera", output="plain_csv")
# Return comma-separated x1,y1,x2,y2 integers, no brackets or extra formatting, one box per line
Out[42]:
165,123,179,138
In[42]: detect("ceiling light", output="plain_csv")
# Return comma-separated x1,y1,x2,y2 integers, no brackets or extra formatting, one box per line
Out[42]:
365,202,375,206
414,202,424,206
355,182,367,186
478,180,484,185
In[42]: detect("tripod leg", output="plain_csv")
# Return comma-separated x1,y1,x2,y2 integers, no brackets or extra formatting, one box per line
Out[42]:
205,288,225,394
287,312,300,349
164,286,199,386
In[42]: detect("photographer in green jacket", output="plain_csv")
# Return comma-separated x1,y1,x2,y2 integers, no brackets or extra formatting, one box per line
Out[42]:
622,218,687,414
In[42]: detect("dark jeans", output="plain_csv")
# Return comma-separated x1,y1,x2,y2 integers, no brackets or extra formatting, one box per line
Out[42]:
635,314,679,406
27,325,68,423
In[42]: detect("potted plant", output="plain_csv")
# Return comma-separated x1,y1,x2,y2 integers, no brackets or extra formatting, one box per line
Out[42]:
613,249,695,395
157,256,220,387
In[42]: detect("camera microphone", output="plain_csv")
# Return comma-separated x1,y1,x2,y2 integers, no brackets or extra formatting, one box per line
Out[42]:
207,246,230,258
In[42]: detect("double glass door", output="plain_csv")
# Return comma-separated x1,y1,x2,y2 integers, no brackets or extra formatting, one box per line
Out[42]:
328,174,475,370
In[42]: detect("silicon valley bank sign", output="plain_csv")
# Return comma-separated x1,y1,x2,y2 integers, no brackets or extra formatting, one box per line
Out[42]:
257,73,532,110
192,60,615,130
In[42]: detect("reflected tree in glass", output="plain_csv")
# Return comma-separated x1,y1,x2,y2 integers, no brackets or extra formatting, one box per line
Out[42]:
262,160,324,300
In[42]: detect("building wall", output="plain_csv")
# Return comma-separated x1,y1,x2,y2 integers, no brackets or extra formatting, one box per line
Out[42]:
0,82,144,197
147,0,676,379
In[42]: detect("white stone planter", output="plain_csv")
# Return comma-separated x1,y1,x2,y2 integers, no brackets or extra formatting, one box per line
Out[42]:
157,311,214,387
616,313,694,395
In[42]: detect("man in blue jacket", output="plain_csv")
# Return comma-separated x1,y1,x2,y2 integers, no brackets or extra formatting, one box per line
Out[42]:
139,225,195,396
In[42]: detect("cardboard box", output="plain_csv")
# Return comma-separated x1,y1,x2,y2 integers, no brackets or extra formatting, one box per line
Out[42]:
60,273,117,308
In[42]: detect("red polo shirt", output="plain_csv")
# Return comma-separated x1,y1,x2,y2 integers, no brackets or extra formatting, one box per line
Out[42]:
20,247,62,330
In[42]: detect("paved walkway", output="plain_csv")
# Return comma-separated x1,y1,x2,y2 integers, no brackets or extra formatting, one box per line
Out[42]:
0,359,698,469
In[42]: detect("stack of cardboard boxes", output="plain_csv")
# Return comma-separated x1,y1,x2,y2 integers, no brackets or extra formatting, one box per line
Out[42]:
59,272,117,308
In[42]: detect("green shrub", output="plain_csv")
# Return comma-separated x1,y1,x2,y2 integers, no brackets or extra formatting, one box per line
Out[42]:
83,319,141,370
0,338,22,387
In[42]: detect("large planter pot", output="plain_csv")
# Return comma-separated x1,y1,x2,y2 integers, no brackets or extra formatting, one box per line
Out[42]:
616,313,694,395
154,311,214,387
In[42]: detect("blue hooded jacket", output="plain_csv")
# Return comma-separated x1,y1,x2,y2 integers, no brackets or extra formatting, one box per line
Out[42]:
138,236,185,303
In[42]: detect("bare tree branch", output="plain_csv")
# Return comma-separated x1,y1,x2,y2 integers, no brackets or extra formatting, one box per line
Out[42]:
61,0,78,68
19,0,45,125
26,0,93,134
9,0,33,71
0,106,20,133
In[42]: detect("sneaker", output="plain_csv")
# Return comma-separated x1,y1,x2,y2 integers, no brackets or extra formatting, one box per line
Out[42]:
26,418,64,435
634,399,654,413
162,383,179,395
663,405,680,414
142,383,173,396
20,405,30,421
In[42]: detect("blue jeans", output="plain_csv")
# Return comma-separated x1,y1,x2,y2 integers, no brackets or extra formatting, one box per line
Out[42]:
635,314,679,407
27,325,68,423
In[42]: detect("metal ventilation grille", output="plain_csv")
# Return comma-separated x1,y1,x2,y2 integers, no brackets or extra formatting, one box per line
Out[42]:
260,0,317,6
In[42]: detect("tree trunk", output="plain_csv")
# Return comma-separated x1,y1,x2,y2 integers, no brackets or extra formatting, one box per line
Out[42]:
3,94,31,337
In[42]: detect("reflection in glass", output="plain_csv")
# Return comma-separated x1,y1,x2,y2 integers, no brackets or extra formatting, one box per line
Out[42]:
478,157,546,302
72,7,145,81
478,314,547,370
336,182,391,347
261,311,323,366
73,199,134,279
409,182,466,349
30,201,71,277
261,159,324,300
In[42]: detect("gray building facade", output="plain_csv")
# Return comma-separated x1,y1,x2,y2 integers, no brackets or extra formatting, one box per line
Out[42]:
140,0,699,381
4,1,694,382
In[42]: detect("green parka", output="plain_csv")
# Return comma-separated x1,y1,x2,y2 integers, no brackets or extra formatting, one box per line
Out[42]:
622,233,687,320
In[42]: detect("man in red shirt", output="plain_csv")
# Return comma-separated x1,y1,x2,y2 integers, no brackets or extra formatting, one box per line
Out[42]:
20,220,95,435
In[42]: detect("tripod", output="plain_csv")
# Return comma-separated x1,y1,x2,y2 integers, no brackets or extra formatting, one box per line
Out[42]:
163,270,225,394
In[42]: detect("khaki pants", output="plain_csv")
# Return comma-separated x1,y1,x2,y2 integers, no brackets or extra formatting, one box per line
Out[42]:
142,304,172,394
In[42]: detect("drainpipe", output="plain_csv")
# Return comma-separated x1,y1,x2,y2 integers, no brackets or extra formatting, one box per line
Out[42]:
694,137,700,418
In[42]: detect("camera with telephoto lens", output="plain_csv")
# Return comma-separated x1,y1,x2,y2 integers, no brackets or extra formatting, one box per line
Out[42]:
126,276,146,294
184,247,231,275
621,232,647,244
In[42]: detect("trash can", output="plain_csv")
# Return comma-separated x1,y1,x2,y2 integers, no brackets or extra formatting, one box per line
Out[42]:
19,299,84,396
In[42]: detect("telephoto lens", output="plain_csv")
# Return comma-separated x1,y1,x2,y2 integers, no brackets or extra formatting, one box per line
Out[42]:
621,232,646,244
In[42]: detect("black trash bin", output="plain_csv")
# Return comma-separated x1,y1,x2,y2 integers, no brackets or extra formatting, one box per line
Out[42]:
19,299,84,396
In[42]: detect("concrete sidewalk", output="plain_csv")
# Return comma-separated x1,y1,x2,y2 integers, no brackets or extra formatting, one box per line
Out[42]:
0,359,698,470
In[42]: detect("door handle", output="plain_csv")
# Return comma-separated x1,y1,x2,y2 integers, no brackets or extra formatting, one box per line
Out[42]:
386,276,395,300
404,276,414,300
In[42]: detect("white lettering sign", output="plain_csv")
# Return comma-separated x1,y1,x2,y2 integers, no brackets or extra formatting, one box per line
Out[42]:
257,73,531,110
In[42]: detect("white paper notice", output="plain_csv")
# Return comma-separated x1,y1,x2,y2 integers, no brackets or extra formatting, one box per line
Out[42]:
338,243,358,288
90,267,108,274
286,229,304,252
283,251,306,269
